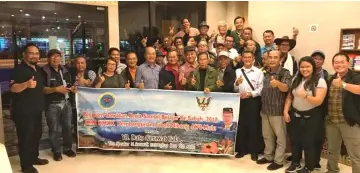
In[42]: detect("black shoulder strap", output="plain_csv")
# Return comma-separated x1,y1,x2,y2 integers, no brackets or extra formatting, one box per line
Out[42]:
241,69,255,91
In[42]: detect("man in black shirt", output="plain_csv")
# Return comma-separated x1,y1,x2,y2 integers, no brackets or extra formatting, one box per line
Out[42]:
10,43,49,173
43,49,76,161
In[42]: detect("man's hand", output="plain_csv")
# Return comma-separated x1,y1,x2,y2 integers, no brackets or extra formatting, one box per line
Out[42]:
204,88,210,93
240,92,248,99
228,24,233,31
270,76,279,88
190,75,196,86
169,26,175,36
138,80,145,89
236,76,243,86
98,75,105,84
125,80,131,89
141,37,147,47
55,86,70,94
234,55,242,63
216,76,224,88
293,27,299,37
164,82,172,90
70,86,77,93
78,77,90,86
332,73,343,88
27,76,37,88
210,30,216,38
240,39,245,46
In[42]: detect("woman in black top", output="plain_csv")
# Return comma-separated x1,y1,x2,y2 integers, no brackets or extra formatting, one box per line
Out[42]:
93,57,127,88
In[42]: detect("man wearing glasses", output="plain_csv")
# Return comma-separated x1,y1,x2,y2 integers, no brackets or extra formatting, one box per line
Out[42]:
10,43,49,173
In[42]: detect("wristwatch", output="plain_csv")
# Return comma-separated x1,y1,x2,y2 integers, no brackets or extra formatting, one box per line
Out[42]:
342,82,347,89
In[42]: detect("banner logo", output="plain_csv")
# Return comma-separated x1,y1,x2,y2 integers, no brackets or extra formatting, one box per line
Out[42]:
98,92,116,109
196,96,212,111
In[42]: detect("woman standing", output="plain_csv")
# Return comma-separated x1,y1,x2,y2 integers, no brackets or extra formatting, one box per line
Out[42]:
283,56,327,173
94,57,126,88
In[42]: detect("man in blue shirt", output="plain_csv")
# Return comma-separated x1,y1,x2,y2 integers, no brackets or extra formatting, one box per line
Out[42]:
135,47,161,89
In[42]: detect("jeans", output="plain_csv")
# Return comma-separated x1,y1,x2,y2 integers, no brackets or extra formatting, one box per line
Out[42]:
45,100,73,153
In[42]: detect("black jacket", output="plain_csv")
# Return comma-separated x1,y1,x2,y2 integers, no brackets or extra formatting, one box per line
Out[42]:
120,67,135,88
327,70,360,126
158,67,178,90
218,66,236,93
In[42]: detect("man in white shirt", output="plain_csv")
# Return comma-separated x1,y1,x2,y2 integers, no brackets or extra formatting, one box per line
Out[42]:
234,50,264,161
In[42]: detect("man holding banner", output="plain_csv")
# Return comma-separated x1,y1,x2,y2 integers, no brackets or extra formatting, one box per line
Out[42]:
135,47,161,89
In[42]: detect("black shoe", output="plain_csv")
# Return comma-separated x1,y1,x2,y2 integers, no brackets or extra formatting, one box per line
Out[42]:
22,166,39,173
251,154,258,161
235,153,245,158
297,167,311,173
286,155,293,162
63,150,77,158
267,162,283,171
53,152,63,161
314,163,321,170
33,158,49,165
256,157,273,164
285,162,302,173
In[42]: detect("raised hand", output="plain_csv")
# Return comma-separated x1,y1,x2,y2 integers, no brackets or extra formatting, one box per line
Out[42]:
204,88,210,93
98,75,105,83
27,76,37,88
164,82,172,90
228,24,233,31
138,79,145,89
169,26,175,36
270,76,279,88
190,74,196,86
240,38,245,46
125,80,131,89
332,73,343,88
236,76,243,86
293,27,299,37
216,76,224,88
141,37,148,47
210,30,216,38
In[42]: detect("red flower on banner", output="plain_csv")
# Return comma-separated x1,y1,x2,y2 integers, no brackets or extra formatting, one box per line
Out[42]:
200,142,219,154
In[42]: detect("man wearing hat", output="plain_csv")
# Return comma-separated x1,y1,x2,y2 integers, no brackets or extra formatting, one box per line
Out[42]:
216,51,236,93
274,36,298,76
155,49,166,68
43,49,76,161
179,46,198,80
194,21,210,43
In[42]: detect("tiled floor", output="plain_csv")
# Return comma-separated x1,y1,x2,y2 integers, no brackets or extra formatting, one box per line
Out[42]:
9,150,352,173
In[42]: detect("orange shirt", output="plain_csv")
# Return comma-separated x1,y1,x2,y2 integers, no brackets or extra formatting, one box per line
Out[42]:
129,68,136,81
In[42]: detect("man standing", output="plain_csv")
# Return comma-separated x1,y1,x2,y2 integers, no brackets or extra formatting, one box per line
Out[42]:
326,53,360,173
227,16,245,50
194,21,210,43
159,50,184,90
223,35,241,69
256,50,292,170
10,43,49,173
216,51,236,93
234,50,264,161
121,52,138,88
135,47,161,89
261,28,299,55
274,36,298,76
43,49,76,161
179,46,198,79
241,27,262,65
186,52,220,92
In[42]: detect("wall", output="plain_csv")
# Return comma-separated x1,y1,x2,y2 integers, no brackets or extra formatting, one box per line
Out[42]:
248,1,360,73
63,1,119,48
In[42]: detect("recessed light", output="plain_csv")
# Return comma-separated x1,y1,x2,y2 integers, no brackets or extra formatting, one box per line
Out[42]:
11,14,14,17
46,29,49,32
51,28,54,30
56,21,59,23
57,26,60,29
25,13,30,17
78,15,81,18
54,12,57,15
42,16,45,19
1,26,4,28
19,10,23,12
66,18,69,21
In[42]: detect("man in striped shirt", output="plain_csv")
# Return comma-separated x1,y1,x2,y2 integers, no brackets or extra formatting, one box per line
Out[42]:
257,50,292,170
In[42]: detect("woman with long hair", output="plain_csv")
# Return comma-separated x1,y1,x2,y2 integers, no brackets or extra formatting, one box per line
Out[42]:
94,57,127,88
283,56,327,173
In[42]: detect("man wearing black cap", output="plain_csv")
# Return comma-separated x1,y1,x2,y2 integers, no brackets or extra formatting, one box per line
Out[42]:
194,21,210,43
42,49,76,161
274,36,298,76
312,50,329,80
155,50,166,68
10,43,49,173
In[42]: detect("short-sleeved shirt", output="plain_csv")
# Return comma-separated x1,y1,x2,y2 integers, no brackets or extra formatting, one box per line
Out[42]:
292,78,327,111
261,67,292,116
10,62,45,113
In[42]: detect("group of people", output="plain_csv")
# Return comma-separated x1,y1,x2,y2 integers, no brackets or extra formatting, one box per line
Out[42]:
9,16,360,173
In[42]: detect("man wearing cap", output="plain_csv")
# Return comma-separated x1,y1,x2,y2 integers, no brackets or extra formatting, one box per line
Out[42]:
194,21,210,43
42,49,76,161
179,46,198,80
186,52,220,92
10,43,49,173
311,50,330,170
256,50,292,170
135,47,161,89
155,49,166,68
216,51,236,93
274,36,298,76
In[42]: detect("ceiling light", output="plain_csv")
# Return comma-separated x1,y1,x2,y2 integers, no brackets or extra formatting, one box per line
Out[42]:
66,18,69,21
54,12,57,15
1,26,4,28
78,15,81,18
11,14,14,17
46,28,49,32
25,13,30,17
51,28,54,30
57,26,60,29
19,10,23,12
42,16,45,19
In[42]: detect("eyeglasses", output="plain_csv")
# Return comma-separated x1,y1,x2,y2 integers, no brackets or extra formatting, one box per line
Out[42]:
26,52,39,56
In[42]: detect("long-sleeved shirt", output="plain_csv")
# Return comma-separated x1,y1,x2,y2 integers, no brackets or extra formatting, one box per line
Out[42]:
234,66,264,97
135,62,161,89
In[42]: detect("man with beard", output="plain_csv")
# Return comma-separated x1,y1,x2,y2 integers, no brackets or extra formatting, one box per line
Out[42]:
10,43,49,173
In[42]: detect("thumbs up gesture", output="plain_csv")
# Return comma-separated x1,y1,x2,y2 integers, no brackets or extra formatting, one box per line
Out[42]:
240,38,245,46
179,73,187,86
332,73,343,88
164,82,172,90
27,76,37,88
216,76,224,87
98,75,105,83
270,75,279,88
293,27,299,37
236,76,243,86
125,80,131,89
190,74,196,86
138,79,145,89
141,37,147,47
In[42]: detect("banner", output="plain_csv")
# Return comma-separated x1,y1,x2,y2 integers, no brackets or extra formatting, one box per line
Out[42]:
76,87,240,155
